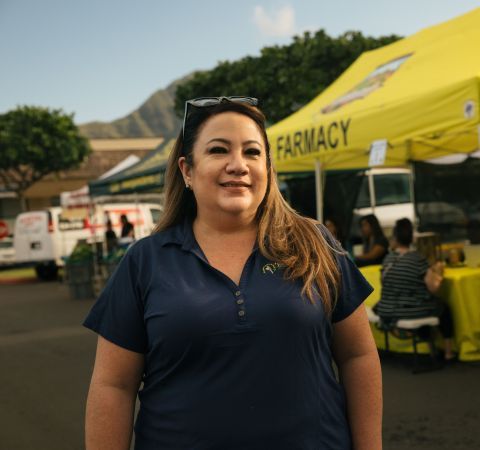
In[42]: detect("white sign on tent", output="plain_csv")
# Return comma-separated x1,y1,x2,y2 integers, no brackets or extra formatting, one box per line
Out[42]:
368,139,387,167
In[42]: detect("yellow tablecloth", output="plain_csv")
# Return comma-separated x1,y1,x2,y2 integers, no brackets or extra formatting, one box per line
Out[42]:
360,265,480,362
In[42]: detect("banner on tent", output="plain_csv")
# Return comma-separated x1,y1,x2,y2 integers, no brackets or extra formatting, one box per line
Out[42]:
275,118,352,162
109,172,165,194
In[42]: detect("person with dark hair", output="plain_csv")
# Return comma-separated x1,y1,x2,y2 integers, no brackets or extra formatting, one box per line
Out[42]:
325,216,345,248
393,217,413,246
354,214,389,267
374,218,455,360
104,219,117,255
120,214,134,238
83,97,382,449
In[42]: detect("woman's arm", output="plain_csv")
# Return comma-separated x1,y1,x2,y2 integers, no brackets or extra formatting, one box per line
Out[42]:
86,336,145,450
332,305,383,450
355,244,386,263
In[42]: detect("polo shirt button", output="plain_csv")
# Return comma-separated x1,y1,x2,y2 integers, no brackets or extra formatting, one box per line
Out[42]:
238,310,246,317
236,299,244,305
235,290,241,296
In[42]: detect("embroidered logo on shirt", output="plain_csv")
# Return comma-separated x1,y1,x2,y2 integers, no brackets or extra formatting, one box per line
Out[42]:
262,262,283,274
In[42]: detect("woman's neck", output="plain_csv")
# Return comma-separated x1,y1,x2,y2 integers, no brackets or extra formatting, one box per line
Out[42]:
193,214,258,241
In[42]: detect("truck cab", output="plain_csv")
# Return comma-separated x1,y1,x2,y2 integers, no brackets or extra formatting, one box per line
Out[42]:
352,167,415,238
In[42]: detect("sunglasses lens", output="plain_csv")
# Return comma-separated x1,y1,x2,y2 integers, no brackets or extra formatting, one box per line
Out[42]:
183,96,259,139
188,96,258,108
189,98,221,107
228,96,258,106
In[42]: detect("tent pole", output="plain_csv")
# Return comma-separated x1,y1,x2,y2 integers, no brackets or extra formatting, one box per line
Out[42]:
368,170,376,215
406,139,418,230
315,159,323,223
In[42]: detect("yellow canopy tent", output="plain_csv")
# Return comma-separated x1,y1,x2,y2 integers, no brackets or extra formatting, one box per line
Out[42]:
268,7,480,173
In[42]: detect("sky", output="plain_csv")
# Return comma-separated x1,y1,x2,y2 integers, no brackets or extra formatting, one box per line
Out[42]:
1,0,480,125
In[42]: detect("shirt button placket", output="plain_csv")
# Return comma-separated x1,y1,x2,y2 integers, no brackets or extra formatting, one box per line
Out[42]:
234,290,246,321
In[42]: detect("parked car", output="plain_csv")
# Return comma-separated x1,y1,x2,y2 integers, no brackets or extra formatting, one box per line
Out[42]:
13,203,163,280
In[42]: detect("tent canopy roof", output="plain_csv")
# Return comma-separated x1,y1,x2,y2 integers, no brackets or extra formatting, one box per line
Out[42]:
268,8,480,172
88,140,174,196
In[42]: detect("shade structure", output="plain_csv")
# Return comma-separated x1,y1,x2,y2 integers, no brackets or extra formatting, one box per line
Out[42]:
268,8,480,173
60,155,141,207
88,140,174,197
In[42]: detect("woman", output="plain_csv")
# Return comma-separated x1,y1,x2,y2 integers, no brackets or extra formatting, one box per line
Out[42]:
325,216,345,248
373,218,455,360
84,97,382,449
354,214,389,267
120,214,134,238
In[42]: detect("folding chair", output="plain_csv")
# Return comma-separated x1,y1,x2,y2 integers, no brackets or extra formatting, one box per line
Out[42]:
366,306,442,373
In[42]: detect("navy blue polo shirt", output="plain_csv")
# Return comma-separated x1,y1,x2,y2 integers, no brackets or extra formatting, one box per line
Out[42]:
84,220,373,450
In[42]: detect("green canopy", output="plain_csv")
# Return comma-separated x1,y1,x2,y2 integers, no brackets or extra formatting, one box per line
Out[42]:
88,139,174,197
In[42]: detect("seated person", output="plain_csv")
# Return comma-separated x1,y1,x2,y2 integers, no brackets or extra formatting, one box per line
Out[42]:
354,214,389,267
373,218,455,361
324,216,345,248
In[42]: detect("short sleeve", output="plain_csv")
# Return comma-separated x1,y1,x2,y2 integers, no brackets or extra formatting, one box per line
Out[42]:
317,224,373,323
83,248,147,353
332,252,374,322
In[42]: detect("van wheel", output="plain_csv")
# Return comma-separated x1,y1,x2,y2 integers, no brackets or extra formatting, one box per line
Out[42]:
35,263,58,281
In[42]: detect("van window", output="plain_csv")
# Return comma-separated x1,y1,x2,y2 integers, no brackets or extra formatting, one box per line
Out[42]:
374,174,411,206
150,208,162,224
355,176,371,208
0,238,13,249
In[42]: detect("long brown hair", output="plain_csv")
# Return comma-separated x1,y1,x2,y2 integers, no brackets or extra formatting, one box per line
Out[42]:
154,101,340,314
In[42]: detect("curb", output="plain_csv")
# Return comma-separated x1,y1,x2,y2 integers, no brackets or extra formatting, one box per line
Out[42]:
0,277,38,286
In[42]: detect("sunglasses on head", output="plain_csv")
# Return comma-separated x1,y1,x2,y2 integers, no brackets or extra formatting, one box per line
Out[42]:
182,96,259,138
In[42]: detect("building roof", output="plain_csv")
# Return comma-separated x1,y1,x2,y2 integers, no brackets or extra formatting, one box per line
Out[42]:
89,137,164,152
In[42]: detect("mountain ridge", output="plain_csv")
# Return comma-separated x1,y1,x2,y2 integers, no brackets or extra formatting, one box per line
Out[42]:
79,74,192,140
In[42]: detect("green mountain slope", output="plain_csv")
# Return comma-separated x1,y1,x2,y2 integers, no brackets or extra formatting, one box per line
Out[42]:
79,75,191,139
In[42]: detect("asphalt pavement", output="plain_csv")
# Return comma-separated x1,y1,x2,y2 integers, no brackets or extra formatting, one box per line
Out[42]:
0,280,479,450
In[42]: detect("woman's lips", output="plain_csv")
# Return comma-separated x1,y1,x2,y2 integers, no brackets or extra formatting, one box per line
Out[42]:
220,182,251,188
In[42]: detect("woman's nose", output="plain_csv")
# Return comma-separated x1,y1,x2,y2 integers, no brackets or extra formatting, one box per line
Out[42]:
226,151,248,174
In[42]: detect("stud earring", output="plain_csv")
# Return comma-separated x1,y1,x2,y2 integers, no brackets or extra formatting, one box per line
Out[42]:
185,182,190,189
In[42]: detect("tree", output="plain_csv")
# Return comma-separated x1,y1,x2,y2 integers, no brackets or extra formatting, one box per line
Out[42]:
0,106,91,210
174,30,401,125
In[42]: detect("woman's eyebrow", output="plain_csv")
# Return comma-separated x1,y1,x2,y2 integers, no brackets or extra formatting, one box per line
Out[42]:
243,139,262,146
206,138,231,145
206,138,262,146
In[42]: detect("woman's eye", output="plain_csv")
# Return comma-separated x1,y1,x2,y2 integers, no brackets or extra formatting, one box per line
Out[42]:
208,146,228,154
245,148,261,156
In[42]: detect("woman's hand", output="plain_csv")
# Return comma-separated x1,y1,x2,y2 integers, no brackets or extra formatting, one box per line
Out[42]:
424,261,444,294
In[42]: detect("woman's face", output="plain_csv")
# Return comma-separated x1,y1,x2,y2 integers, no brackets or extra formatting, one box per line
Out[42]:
179,112,268,221
360,220,372,237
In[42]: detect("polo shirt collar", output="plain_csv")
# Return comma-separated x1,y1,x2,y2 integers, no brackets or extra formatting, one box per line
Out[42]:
160,217,259,254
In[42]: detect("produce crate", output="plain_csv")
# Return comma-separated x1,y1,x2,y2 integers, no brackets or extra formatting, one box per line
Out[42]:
66,261,94,299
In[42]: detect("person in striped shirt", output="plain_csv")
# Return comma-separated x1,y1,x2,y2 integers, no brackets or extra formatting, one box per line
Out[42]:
373,218,455,361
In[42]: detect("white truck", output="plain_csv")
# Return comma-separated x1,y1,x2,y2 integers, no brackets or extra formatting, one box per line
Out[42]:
352,167,415,237
13,203,162,280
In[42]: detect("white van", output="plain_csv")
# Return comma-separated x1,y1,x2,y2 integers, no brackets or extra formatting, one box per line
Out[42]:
14,203,162,280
